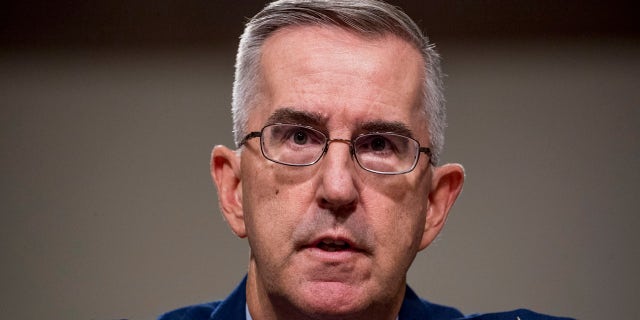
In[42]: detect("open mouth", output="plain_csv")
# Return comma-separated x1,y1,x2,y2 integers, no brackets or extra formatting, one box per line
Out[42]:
316,238,352,252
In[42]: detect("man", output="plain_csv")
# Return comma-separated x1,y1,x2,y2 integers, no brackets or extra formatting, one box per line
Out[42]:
159,1,573,319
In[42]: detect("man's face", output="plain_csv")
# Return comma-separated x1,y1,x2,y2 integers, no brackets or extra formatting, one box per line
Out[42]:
238,26,435,317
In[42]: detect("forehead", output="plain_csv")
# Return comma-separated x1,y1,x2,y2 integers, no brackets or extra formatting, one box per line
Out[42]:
254,25,427,135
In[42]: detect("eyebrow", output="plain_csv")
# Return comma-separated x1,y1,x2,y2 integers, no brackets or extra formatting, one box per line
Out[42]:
266,108,327,127
358,120,415,138
265,107,415,138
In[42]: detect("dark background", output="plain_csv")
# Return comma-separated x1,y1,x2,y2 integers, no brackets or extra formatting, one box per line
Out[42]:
3,0,639,47
2,1,639,319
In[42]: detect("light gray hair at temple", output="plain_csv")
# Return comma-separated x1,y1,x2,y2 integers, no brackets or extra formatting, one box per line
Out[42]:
232,0,447,165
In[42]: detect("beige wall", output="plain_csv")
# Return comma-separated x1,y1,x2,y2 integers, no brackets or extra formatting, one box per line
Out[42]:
1,38,638,319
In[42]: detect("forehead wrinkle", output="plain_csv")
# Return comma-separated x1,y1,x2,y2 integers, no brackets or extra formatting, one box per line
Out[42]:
265,107,328,127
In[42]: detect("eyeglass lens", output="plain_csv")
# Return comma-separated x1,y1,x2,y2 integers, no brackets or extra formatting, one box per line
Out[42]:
261,124,420,174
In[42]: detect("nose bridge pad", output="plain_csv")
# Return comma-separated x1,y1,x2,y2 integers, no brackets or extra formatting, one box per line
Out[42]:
326,138,355,159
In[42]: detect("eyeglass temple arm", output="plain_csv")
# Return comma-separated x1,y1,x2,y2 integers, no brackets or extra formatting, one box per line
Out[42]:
419,147,435,166
239,132,262,147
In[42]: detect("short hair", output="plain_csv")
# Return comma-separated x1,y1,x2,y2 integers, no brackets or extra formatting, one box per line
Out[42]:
232,0,446,164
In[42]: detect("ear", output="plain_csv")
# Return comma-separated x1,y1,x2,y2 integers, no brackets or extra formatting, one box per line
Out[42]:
419,163,465,250
211,145,247,238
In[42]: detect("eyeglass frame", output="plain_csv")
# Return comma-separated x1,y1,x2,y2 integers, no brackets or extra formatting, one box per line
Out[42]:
239,123,434,175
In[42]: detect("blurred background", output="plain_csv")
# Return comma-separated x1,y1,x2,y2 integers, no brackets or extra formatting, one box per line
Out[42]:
1,1,638,319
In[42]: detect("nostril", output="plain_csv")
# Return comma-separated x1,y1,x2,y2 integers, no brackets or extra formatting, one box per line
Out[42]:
319,198,357,217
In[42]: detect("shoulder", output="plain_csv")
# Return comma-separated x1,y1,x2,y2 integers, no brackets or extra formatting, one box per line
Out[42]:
403,286,574,320
157,301,222,320
416,299,465,319
459,309,575,320
158,277,248,320
400,285,464,319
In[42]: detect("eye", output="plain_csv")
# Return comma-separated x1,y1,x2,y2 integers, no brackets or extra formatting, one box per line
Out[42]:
293,130,308,145
370,136,388,151
357,134,394,153
277,125,325,147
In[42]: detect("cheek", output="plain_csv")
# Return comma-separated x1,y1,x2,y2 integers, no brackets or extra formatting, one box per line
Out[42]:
242,164,317,248
376,201,426,249
362,178,429,252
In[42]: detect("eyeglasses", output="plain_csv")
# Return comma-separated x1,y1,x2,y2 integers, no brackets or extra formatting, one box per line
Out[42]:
240,123,433,175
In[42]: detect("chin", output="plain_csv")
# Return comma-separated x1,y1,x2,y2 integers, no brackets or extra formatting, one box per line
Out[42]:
293,281,370,317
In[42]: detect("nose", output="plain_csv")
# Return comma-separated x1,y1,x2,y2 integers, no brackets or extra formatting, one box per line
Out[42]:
316,139,359,213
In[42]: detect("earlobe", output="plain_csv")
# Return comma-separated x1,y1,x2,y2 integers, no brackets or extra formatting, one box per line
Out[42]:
211,145,247,238
419,163,465,250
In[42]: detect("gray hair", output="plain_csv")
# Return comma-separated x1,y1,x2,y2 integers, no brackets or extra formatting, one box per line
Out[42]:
232,0,446,164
